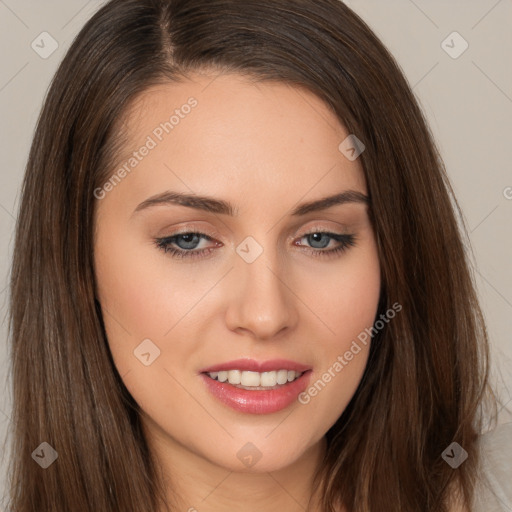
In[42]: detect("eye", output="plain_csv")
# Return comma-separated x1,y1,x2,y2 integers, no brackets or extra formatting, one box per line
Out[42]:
154,229,356,260
154,232,219,260
295,231,356,258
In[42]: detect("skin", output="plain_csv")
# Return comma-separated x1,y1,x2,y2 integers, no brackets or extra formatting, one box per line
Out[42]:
93,72,382,512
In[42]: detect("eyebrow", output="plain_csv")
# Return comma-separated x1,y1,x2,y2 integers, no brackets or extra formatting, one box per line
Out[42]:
132,189,369,217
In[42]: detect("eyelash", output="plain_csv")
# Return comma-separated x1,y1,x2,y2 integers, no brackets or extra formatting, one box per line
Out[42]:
154,228,357,260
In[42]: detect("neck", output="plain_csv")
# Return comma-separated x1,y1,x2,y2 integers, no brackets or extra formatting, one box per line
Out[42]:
148,427,328,512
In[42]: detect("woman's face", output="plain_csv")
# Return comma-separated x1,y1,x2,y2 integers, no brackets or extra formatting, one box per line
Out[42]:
93,72,381,474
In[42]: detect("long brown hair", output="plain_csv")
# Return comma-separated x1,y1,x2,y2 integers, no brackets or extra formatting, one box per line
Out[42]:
7,0,496,510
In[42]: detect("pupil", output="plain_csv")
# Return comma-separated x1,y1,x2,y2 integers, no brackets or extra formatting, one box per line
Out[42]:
178,234,199,249
309,233,329,249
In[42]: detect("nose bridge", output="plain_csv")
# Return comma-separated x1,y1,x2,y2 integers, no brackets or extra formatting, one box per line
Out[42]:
226,234,297,339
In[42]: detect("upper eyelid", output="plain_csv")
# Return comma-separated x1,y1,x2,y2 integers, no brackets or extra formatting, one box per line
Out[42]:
160,222,352,239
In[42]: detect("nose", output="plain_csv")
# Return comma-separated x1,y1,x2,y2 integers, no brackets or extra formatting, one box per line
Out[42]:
225,244,299,340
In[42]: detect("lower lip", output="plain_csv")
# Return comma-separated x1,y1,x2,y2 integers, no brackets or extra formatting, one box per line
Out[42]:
201,371,312,414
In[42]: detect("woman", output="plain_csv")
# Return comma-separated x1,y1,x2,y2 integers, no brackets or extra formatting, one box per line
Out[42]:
7,0,505,510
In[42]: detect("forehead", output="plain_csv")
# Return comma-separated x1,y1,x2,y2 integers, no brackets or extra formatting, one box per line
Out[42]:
100,72,367,217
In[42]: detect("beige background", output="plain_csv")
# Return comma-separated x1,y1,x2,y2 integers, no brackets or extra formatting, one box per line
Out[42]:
0,0,511,505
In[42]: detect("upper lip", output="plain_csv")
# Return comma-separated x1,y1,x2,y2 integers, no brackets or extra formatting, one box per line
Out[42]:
200,358,312,374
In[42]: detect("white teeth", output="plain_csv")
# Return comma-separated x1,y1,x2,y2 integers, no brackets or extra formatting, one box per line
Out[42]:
227,369,241,384
241,371,260,386
260,371,277,387
207,369,303,387
277,369,288,385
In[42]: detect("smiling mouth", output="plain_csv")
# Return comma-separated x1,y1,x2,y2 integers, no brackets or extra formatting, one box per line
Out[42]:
204,369,305,390
201,365,313,414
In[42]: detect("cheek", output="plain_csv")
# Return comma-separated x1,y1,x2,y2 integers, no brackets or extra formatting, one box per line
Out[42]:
93,221,227,403
93,221,172,381
298,241,381,425
309,236,381,342
93,229,205,431
93,224,198,352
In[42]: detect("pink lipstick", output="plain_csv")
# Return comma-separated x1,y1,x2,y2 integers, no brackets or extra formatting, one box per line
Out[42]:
199,358,312,414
